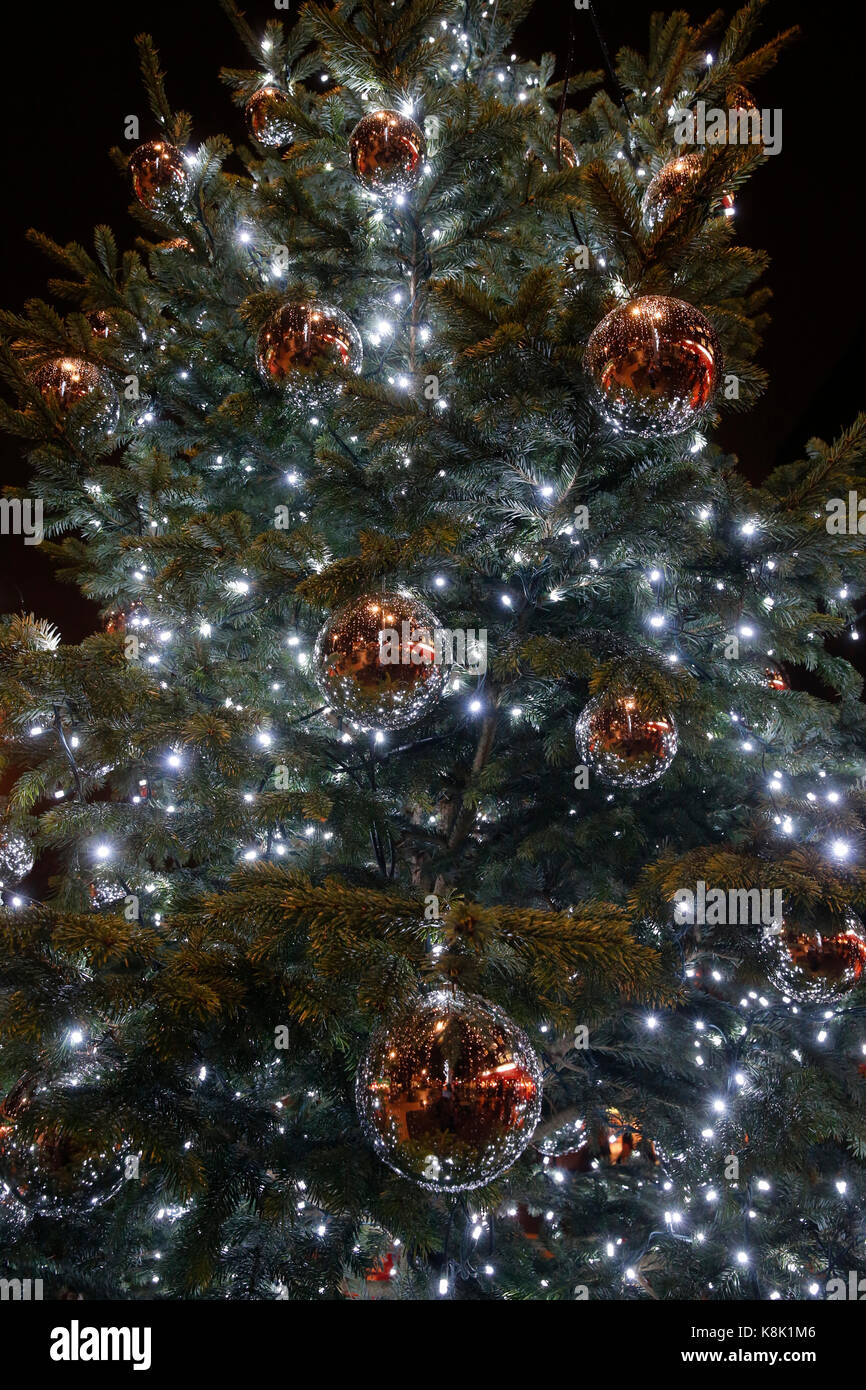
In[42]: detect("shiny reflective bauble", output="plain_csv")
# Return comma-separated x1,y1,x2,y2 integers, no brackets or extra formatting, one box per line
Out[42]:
542,1109,656,1171
87,310,111,339
104,609,128,635
33,358,120,433
89,880,127,909
585,295,722,437
587,1109,656,1166
765,665,789,692
576,692,677,787
256,302,362,399
104,600,147,637
246,86,295,149
34,357,99,407
643,153,733,228
525,139,577,173
537,1115,586,1158
682,86,760,145
727,84,757,114
555,136,578,168
0,834,34,883
726,84,763,149
128,140,187,213
764,910,866,1004
340,1245,406,1300
313,591,450,730
349,110,426,196
356,989,543,1191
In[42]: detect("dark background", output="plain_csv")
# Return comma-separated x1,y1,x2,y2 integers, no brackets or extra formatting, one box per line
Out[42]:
1,0,861,642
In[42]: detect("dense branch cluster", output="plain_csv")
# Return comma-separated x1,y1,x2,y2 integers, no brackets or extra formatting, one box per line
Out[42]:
1,0,866,1300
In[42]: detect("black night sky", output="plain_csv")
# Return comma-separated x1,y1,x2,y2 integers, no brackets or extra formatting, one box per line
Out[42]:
1,0,862,643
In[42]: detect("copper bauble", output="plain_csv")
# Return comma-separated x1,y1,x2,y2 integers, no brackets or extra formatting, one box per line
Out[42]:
313,591,450,730
526,137,577,173
765,910,866,1004
33,358,120,433
585,295,722,437
576,692,677,787
765,665,789,692
256,301,362,399
349,110,426,196
246,86,295,149
86,310,112,339
727,84,757,114
555,136,578,168
587,1109,657,1166
643,153,733,228
340,1245,406,1300
726,85,763,148
356,988,542,1191
128,140,187,213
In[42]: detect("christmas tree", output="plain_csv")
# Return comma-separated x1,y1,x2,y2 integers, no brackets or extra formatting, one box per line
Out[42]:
2,0,865,1306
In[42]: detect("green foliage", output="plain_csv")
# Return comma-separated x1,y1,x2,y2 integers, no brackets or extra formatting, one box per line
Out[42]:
2,0,866,1303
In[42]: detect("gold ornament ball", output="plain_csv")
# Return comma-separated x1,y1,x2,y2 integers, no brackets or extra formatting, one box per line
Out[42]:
643,153,733,228
349,109,427,196
129,140,187,213
585,294,722,437
256,301,362,398
246,86,295,149
576,692,678,787
356,988,543,1191
33,358,120,433
764,910,866,1004
313,590,450,730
